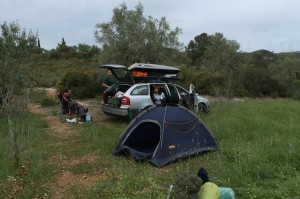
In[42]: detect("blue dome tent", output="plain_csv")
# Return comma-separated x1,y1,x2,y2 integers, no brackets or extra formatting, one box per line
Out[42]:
112,105,218,168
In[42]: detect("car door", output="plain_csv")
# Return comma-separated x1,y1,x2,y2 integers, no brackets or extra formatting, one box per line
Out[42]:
188,84,199,113
166,83,181,105
128,84,153,109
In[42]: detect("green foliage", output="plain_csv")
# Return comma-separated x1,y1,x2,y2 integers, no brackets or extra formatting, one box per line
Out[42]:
23,41,100,89
28,88,47,104
1,98,299,198
0,21,37,114
26,56,99,88
94,2,182,65
0,21,38,170
179,65,226,96
203,98,300,198
40,96,56,107
249,50,277,68
58,70,98,99
185,33,243,97
3,12,300,100
268,53,300,97
238,64,281,97
0,112,54,198
77,44,100,60
292,80,300,99
186,33,211,66
184,34,300,98
28,88,58,108
75,98,299,198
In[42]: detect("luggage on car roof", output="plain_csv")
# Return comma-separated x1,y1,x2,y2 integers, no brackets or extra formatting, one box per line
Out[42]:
128,63,180,82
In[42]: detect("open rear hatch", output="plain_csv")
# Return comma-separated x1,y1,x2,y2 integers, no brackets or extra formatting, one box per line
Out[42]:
128,63,180,82
100,64,135,84
100,63,180,84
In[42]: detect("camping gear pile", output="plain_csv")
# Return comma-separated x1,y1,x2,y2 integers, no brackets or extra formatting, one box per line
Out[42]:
167,167,235,199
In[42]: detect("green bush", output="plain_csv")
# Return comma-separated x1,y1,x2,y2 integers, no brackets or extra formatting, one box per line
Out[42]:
29,89,46,104
40,96,56,107
57,70,98,99
292,80,300,100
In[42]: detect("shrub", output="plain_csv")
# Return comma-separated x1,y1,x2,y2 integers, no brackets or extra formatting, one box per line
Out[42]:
292,80,300,100
57,70,98,99
40,96,56,107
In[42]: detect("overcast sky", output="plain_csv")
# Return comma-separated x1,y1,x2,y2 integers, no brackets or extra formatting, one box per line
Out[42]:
1,0,299,52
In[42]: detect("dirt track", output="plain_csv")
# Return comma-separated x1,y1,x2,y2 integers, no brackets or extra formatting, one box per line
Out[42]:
27,88,108,198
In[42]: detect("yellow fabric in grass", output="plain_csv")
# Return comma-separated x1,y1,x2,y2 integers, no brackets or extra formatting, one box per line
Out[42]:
198,182,220,199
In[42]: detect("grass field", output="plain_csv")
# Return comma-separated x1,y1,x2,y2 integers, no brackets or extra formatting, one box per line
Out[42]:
0,96,299,198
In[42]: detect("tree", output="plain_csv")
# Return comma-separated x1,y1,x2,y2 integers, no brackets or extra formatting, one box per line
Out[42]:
0,21,37,169
240,63,280,97
201,33,242,96
61,37,66,45
249,50,276,68
94,2,182,65
186,33,211,66
38,37,40,48
268,53,300,97
77,43,100,59
57,70,98,99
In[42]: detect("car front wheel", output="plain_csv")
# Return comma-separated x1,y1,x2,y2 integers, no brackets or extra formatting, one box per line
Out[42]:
198,103,208,113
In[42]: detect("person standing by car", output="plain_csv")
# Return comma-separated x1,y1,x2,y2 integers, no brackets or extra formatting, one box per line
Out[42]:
102,69,116,89
101,69,117,104
152,86,166,105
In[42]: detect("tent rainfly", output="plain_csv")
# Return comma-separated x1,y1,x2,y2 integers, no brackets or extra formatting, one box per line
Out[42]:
112,105,218,168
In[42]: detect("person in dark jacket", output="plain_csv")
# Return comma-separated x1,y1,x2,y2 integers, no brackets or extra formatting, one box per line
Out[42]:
62,88,85,117
101,70,116,89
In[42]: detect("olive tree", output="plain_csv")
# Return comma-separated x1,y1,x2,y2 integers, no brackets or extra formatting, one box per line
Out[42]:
201,33,242,96
0,21,37,169
94,2,182,65
186,33,211,66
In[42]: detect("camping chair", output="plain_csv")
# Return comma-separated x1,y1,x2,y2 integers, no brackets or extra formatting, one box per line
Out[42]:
57,93,76,121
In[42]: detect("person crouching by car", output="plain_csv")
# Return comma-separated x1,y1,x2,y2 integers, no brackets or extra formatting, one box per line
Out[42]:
152,86,166,106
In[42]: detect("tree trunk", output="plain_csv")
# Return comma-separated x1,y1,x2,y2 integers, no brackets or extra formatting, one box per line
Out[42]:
226,68,234,97
8,114,20,169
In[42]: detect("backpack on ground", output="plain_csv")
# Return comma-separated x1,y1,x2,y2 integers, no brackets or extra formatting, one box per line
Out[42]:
80,113,92,122
85,113,92,122
167,174,203,199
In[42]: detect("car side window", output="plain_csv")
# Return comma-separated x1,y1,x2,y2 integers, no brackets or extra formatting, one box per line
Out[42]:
130,85,149,95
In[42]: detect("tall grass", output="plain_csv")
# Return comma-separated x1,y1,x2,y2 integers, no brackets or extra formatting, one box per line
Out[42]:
0,98,299,198
72,98,300,198
0,113,55,198
201,98,300,198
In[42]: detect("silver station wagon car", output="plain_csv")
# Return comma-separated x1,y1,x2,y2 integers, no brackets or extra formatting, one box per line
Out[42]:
100,63,210,117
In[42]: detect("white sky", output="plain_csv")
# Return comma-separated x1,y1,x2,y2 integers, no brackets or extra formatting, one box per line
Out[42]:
1,0,299,52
